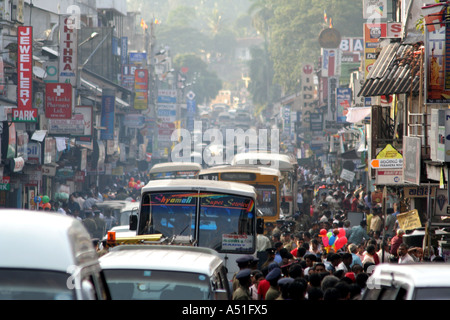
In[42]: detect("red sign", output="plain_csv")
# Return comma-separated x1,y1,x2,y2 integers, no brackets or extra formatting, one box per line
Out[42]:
45,83,73,119
15,26,36,122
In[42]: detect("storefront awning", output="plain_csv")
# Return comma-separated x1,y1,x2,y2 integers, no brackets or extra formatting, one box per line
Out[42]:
358,41,423,97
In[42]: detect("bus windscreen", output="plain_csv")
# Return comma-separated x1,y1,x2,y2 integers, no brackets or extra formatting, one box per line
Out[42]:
139,192,255,253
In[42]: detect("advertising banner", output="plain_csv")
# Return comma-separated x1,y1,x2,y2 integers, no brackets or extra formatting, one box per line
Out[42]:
100,89,115,140
403,136,421,185
336,88,352,123
14,26,36,122
363,23,387,78
59,15,78,87
134,69,148,110
321,48,341,77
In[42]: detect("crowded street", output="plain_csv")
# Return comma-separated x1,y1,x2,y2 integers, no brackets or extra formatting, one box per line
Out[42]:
2,0,450,307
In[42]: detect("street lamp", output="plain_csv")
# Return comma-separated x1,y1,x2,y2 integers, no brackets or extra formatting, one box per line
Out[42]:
78,32,99,47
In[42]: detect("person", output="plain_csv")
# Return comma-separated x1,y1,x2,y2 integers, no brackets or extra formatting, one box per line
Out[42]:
257,227,272,252
93,210,106,239
103,210,117,232
297,188,303,211
68,193,81,214
342,193,352,211
408,247,424,262
326,253,342,274
362,245,379,266
249,271,264,300
303,253,317,275
281,231,295,252
261,248,276,269
390,229,405,258
397,243,415,264
348,244,363,268
370,209,383,234
274,242,283,264
264,267,282,300
347,220,370,246
82,211,97,238
384,208,397,238
336,253,353,273
232,255,254,291
378,241,393,263
232,269,253,300
276,277,295,300
82,191,99,212
351,193,360,212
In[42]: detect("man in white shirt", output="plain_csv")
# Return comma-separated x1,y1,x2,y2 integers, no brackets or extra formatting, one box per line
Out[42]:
397,243,415,264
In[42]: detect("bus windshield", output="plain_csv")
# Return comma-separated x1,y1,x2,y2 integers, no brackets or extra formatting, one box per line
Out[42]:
255,185,277,217
138,191,255,253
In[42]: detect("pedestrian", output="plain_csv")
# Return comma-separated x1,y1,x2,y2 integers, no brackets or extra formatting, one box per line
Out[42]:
264,267,282,300
370,209,383,234
384,208,397,238
249,271,264,300
347,220,370,246
336,253,353,273
397,243,415,264
232,255,254,291
232,269,253,300
82,191,99,211
68,193,81,215
348,244,363,268
93,210,106,239
362,244,379,267
82,211,97,238
261,248,276,269
390,229,405,258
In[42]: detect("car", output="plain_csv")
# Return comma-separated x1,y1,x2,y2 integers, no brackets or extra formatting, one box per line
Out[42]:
99,245,231,300
362,263,450,300
0,209,110,300
96,200,139,227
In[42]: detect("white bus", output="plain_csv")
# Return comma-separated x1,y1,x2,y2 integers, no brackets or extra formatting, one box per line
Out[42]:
130,179,261,278
231,152,299,217
149,162,202,180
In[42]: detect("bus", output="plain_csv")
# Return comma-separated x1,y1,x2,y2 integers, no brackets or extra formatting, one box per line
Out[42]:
130,179,261,279
198,165,282,225
231,152,298,217
149,162,202,180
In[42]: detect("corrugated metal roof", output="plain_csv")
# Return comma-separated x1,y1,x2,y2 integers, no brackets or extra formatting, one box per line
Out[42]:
358,41,423,97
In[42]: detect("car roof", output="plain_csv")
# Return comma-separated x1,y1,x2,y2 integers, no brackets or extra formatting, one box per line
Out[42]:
371,263,450,288
99,245,224,276
0,209,97,272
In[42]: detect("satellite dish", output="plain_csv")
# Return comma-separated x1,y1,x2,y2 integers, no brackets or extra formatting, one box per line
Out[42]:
33,66,46,79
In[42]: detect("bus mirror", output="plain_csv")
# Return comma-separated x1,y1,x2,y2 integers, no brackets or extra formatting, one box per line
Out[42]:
129,215,138,231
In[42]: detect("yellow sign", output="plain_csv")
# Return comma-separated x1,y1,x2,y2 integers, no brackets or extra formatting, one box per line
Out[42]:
376,144,402,159
397,209,422,231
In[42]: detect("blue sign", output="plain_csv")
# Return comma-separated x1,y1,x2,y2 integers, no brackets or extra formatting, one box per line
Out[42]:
100,89,115,140
186,99,196,132
157,96,177,103
129,52,147,64
121,37,128,65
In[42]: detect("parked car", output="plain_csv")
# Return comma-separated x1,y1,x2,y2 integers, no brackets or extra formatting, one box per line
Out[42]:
0,209,110,300
362,263,450,300
99,245,231,300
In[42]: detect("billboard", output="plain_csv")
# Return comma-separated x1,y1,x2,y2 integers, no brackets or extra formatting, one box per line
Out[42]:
14,26,37,122
363,23,387,78
134,69,148,110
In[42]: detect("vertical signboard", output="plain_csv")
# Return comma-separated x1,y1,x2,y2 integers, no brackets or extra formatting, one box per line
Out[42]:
134,69,148,110
321,48,341,77
59,15,78,86
336,88,352,123
100,89,115,140
327,77,338,122
14,26,37,122
301,63,315,130
363,23,387,78
403,136,421,185
186,91,196,133
120,37,128,65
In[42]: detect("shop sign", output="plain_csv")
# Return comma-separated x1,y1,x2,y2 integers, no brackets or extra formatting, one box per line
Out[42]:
14,26,37,122
0,176,10,191
59,15,78,86
45,83,73,119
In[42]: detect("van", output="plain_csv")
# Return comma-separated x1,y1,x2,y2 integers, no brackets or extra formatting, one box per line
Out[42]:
0,209,110,300
99,245,231,300
362,263,450,300
96,200,139,227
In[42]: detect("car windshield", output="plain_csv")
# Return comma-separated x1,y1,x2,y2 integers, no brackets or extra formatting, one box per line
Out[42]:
103,269,211,300
0,269,75,300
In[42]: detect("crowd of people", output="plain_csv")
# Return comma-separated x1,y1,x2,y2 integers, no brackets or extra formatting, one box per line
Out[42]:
230,167,446,300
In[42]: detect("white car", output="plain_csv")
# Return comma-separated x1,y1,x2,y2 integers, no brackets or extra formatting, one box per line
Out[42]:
99,245,231,300
363,263,450,300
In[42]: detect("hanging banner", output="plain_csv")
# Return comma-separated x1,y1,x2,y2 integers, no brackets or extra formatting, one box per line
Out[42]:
100,89,115,140
134,69,148,110
14,26,37,122
59,15,78,86
336,88,352,123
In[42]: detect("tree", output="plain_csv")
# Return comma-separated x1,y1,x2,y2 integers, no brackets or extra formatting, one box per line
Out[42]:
173,53,222,104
